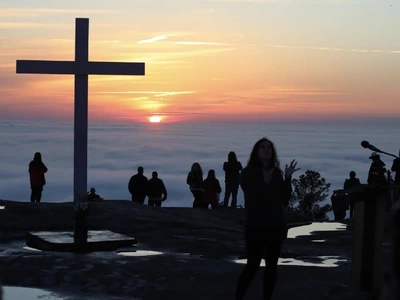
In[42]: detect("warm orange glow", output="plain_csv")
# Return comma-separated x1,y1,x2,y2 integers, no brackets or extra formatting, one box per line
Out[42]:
149,116,162,123
2,7,400,122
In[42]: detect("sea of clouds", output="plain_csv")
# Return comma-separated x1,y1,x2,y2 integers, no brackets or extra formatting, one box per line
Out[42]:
1,119,399,218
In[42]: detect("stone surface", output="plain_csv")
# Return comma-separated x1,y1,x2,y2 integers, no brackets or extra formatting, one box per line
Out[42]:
0,199,392,300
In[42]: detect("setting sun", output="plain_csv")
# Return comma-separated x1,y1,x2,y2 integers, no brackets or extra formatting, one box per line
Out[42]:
149,116,161,123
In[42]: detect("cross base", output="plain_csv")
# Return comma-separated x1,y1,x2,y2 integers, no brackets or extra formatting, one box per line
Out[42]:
26,230,137,253
74,209,89,243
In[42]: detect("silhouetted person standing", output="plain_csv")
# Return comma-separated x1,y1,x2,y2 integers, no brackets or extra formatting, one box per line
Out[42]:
392,153,400,204
128,166,148,204
147,171,167,207
392,154,400,184
29,152,48,203
235,138,299,300
223,151,243,208
186,162,204,208
344,171,361,218
368,152,387,185
202,169,222,209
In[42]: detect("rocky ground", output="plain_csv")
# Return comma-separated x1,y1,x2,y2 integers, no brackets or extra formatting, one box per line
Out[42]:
0,199,392,300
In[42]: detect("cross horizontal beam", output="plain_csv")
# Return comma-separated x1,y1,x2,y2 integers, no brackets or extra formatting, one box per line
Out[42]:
16,60,145,76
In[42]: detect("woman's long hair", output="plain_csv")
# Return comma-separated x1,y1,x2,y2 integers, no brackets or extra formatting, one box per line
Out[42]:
191,162,203,175
248,138,280,170
206,169,216,180
33,152,43,164
228,151,238,164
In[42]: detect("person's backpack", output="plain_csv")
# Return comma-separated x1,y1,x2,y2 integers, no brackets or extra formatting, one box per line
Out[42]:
331,191,349,212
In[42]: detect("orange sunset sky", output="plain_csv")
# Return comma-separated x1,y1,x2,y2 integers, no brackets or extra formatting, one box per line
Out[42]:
1,0,399,123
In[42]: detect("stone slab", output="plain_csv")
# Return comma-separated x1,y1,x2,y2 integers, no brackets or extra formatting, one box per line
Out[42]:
26,230,137,253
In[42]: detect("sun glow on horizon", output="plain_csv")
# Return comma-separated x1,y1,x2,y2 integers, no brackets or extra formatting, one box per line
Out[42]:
149,116,162,123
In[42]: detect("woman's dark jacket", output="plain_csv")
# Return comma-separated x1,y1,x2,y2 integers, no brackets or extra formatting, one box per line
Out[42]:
240,164,292,229
223,161,243,186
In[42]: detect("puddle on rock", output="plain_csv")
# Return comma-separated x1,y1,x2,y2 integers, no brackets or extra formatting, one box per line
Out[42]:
117,250,163,257
233,223,348,267
235,256,347,268
3,286,67,300
288,222,346,239
23,246,42,252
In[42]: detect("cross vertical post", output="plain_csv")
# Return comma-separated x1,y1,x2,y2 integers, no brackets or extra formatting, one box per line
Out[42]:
74,18,89,205
73,18,89,243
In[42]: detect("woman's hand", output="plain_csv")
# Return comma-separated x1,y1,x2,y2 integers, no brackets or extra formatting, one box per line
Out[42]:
285,160,300,178
263,168,275,184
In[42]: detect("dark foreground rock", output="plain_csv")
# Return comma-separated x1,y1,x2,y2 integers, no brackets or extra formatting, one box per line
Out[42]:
0,200,391,299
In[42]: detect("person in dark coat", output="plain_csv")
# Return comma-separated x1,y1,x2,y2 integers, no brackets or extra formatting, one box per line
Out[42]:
368,152,387,185
343,171,361,218
392,153,400,204
128,166,149,204
29,152,48,203
223,151,243,208
147,171,167,207
87,187,103,201
235,137,299,300
186,162,204,208
202,169,222,209
392,154,400,184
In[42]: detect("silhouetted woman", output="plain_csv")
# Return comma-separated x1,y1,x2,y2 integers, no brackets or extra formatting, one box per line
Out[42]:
235,138,299,300
29,152,48,203
202,169,222,209
223,151,243,207
343,171,361,218
186,162,204,208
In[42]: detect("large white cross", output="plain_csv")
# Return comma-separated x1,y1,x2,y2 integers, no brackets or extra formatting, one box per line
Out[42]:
16,18,145,205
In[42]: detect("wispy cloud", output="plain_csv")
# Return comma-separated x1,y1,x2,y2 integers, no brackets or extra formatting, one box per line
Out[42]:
138,35,170,44
272,44,400,54
133,98,168,111
172,41,231,46
225,86,347,100
137,34,231,46
118,47,237,64
261,86,347,96
91,91,196,96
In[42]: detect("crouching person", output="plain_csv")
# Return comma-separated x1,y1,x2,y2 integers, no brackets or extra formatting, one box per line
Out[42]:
87,187,103,201
202,169,222,209
147,171,167,207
